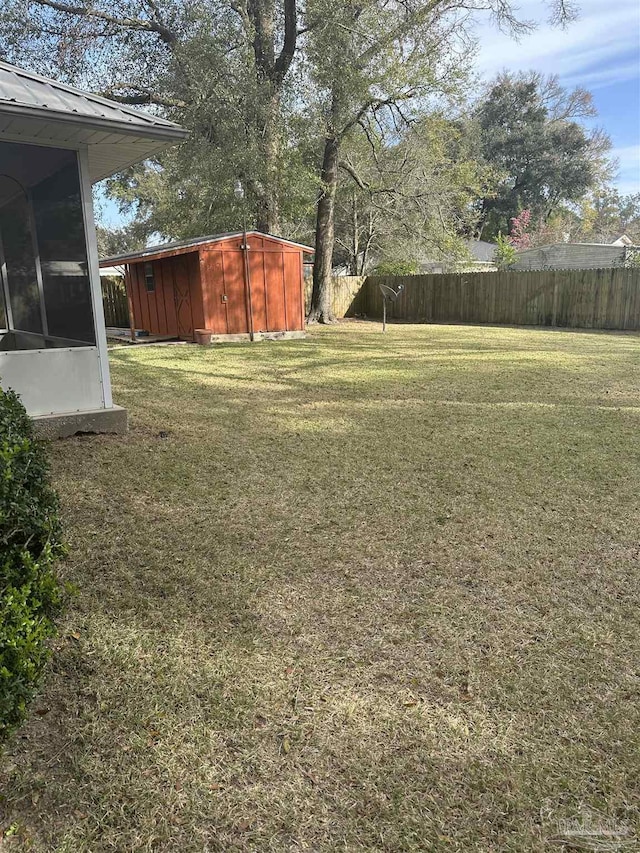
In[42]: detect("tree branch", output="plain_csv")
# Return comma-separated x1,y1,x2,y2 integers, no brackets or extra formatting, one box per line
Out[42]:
100,84,187,109
339,158,370,191
31,0,177,44
273,0,298,85
230,0,252,34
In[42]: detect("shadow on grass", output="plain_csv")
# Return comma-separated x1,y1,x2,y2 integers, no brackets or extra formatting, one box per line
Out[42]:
2,323,640,851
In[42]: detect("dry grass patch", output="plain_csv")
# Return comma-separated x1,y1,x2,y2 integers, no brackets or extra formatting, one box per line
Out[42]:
1,321,640,851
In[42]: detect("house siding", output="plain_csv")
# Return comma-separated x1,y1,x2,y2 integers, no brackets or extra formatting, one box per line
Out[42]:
514,244,628,271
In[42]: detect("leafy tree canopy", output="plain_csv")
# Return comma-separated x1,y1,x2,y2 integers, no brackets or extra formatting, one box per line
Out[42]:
475,72,611,241
0,0,308,235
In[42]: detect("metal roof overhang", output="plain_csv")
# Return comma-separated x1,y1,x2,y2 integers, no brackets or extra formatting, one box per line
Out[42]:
0,105,187,182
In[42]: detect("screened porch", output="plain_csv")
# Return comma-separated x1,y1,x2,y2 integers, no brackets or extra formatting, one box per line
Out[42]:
0,140,96,352
0,60,186,434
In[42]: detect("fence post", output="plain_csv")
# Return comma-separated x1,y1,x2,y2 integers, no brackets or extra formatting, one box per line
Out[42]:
551,277,559,327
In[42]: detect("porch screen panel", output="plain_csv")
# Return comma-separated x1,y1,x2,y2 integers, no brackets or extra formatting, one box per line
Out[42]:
0,251,6,331
32,159,95,344
0,283,5,331
0,183,42,334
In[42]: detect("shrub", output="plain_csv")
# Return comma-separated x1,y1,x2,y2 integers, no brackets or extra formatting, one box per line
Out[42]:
0,388,65,742
493,232,517,269
373,259,419,276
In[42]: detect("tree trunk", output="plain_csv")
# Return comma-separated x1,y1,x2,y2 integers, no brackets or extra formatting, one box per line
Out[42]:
307,133,340,323
249,0,297,235
477,197,490,240
255,90,281,233
348,189,359,275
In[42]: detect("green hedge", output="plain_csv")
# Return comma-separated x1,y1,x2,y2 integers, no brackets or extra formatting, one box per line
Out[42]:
0,388,65,742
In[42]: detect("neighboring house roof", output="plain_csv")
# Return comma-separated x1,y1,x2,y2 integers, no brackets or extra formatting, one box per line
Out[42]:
611,234,634,247
0,61,187,181
101,231,315,266
416,240,497,273
513,242,638,271
465,240,497,264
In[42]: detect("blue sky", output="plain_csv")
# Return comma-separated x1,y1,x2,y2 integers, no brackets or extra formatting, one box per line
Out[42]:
473,0,640,195
100,1,639,229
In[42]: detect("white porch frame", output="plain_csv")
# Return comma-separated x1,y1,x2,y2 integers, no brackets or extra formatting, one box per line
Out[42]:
0,143,111,417
77,145,113,409
0,60,186,434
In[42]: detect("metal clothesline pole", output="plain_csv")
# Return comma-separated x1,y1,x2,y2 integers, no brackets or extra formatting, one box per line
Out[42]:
378,283,404,333
235,179,255,342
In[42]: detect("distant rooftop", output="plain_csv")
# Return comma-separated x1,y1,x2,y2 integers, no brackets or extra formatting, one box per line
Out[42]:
466,240,496,263
517,241,639,255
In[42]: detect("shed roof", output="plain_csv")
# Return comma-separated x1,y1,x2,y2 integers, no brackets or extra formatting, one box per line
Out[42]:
101,232,315,266
0,61,187,181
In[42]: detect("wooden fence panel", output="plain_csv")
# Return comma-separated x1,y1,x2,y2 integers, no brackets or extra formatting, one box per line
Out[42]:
359,268,640,331
101,276,130,328
304,276,366,318
101,268,639,332
100,268,640,332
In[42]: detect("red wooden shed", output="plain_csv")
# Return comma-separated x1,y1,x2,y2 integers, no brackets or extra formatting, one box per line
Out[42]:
101,231,313,343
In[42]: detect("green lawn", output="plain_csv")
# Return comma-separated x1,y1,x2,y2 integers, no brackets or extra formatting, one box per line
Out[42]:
2,321,640,851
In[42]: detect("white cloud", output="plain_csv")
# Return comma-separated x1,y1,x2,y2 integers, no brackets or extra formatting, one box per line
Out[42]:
472,0,640,83
564,60,640,90
613,144,640,163
617,180,640,195
468,0,640,193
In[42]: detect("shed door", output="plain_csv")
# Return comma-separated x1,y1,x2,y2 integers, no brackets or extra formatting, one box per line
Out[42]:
263,249,287,332
173,256,194,340
222,250,249,334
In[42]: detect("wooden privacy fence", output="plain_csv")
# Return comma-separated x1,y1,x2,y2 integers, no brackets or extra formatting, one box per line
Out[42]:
101,268,640,332
101,276,130,328
305,276,366,318
331,268,640,331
